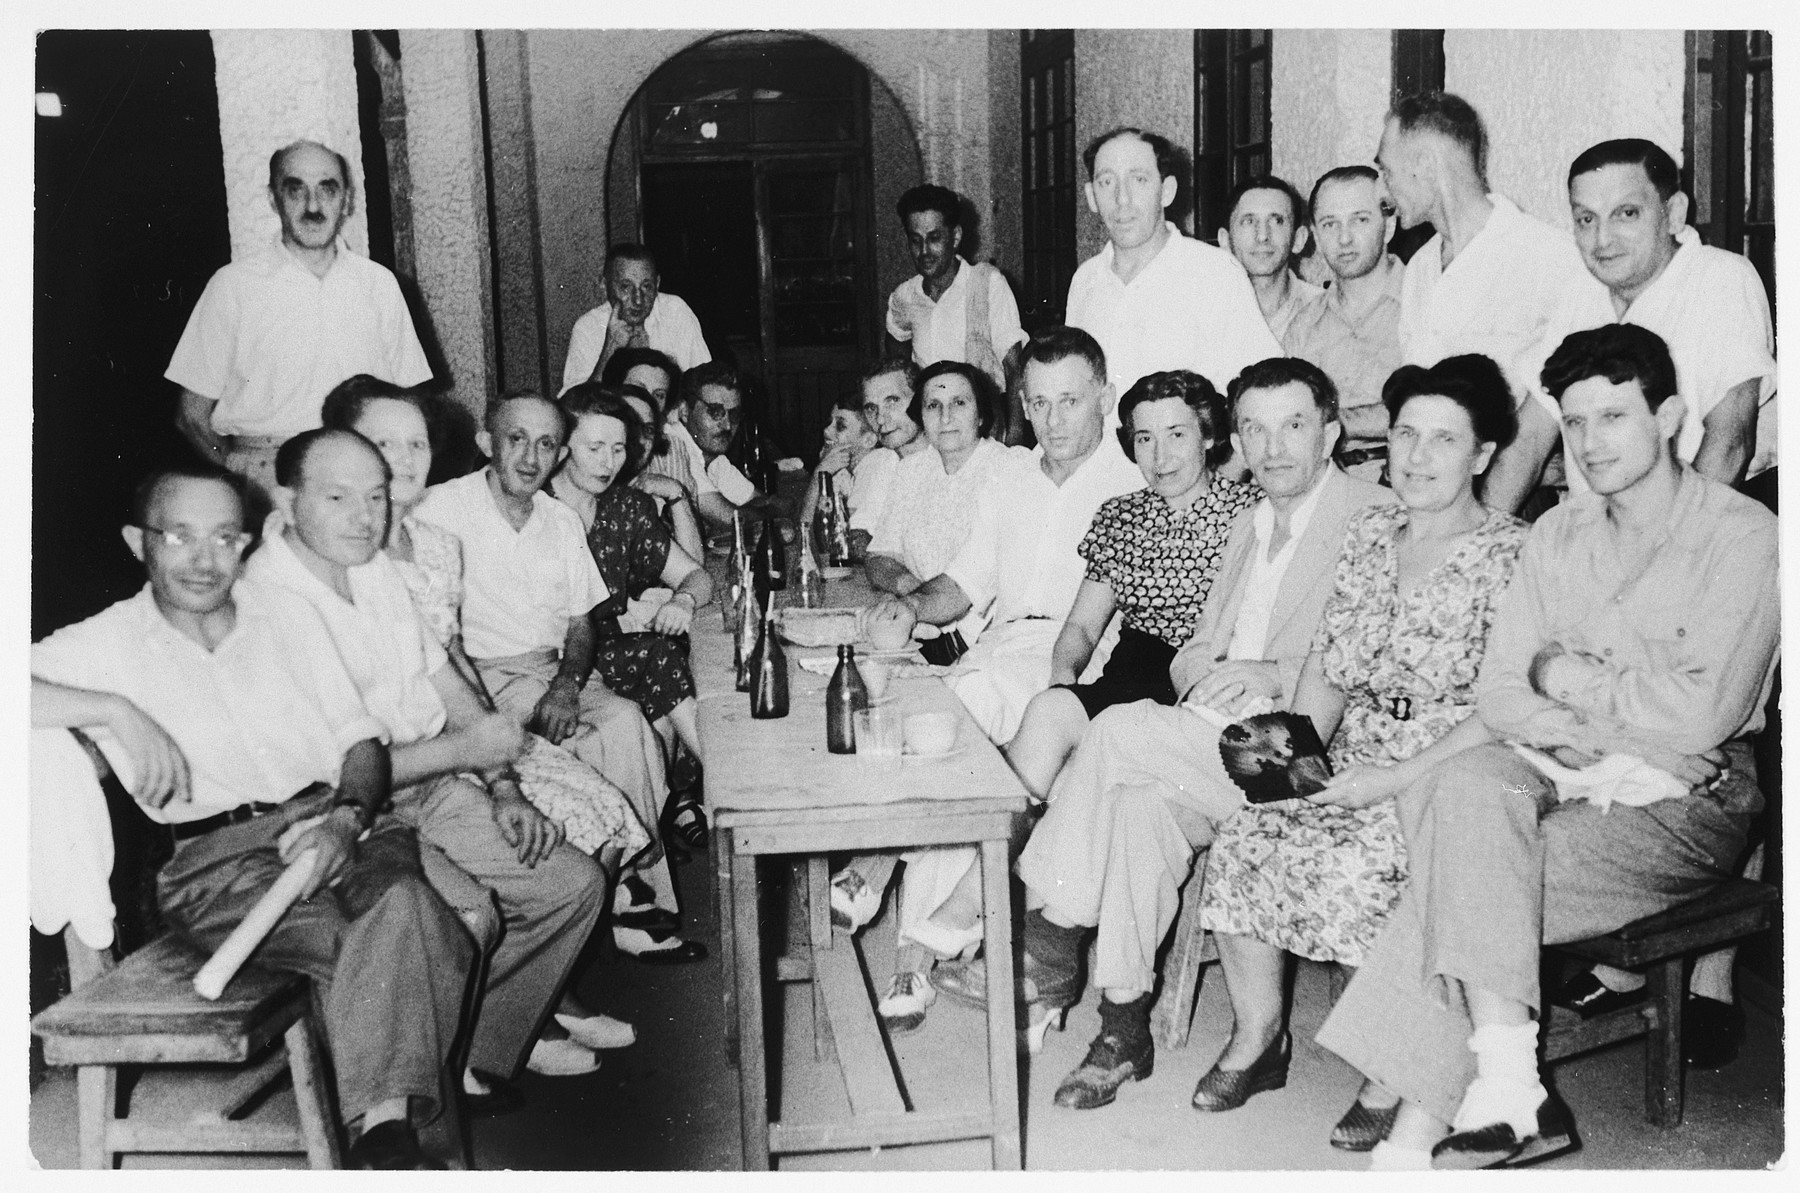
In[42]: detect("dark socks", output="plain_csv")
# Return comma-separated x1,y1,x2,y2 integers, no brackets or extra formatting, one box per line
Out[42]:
1097,991,1154,1048
1023,910,1087,1004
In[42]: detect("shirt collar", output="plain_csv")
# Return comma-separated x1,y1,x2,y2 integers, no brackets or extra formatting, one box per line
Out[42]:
1327,253,1404,312
1250,462,1334,550
1098,221,1183,281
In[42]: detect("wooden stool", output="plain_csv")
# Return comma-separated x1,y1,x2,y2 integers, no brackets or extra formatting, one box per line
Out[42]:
32,929,341,1169
1545,878,1778,1127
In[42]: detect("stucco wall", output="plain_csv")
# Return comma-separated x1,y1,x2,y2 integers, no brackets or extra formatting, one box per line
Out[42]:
524,28,993,373
399,29,496,420
1072,29,1195,260
210,30,367,260
1446,29,1686,230
986,31,1024,284
1270,29,1391,219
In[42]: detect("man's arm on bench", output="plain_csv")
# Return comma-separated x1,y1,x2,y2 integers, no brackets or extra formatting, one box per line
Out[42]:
31,677,190,808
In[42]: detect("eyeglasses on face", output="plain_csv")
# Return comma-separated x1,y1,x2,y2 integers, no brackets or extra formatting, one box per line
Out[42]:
138,525,254,555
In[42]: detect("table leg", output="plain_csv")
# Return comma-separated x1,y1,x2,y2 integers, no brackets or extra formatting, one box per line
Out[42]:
732,850,772,1170
980,837,1022,1169
718,828,739,1069
807,856,833,1062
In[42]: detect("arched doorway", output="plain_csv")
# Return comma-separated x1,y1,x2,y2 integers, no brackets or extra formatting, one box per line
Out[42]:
606,32,921,458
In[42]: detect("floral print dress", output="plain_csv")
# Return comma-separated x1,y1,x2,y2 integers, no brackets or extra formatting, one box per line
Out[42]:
391,515,652,859
580,484,697,723
1198,503,1526,964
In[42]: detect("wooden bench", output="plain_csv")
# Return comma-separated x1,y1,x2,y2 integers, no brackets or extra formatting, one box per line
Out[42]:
1545,877,1779,1127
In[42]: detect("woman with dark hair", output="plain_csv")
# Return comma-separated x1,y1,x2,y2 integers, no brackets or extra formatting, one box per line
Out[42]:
863,359,1026,664
1190,355,1526,1154
548,382,714,848
613,383,705,564
1003,369,1261,800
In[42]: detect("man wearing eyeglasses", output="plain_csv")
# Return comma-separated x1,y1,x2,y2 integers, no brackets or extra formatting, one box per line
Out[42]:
166,141,433,498
30,463,473,1169
664,361,772,532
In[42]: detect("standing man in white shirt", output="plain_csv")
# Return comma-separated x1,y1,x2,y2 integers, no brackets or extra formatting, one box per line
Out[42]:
1008,357,1390,1110
1066,127,1281,421
1285,166,1407,480
560,244,712,394
1552,138,1776,491
860,328,1141,1032
885,184,1027,390
1377,92,1595,513
167,140,433,498
1219,174,1323,345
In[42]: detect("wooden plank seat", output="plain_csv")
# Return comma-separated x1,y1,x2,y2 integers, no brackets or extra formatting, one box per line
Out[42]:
1545,877,1779,1127
33,930,341,1168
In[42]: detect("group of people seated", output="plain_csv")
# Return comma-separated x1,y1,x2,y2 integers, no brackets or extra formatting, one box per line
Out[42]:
31,85,1776,1173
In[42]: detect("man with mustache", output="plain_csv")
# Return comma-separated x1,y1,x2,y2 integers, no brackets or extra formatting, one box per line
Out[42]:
884,183,1026,390
561,244,712,394
167,140,432,498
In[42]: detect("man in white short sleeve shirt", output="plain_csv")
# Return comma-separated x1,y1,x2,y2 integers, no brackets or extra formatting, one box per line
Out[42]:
561,244,711,393
167,140,432,497
1377,93,1594,513
1066,127,1281,424
1219,174,1323,345
31,464,470,1169
885,183,1026,389
250,428,611,1085
1549,137,1777,493
663,362,768,532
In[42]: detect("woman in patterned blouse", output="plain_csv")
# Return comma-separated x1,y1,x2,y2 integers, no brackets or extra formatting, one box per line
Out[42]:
1194,356,1526,1152
1005,370,1260,800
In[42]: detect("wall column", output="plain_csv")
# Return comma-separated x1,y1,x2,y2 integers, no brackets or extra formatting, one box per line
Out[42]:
209,30,367,260
399,29,497,423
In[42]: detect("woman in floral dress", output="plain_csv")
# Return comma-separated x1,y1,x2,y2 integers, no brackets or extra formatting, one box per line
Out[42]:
1192,356,1528,1143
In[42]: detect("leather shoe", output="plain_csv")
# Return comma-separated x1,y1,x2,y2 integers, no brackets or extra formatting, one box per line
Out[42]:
462,1068,527,1117
1552,970,1648,1020
347,1119,445,1169
1053,1027,1154,1110
1330,1097,1401,1151
614,925,708,964
1684,995,1744,1070
1432,1092,1576,1170
1191,1030,1290,1112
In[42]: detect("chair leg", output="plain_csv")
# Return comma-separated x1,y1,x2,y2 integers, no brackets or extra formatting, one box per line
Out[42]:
284,1017,344,1169
1644,957,1685,1127
76,1064,117,1170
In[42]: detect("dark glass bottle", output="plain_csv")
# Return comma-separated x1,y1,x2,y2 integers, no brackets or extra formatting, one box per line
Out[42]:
813,471,840,563
752,515,787,595
825,644,869,754
748,599,788,719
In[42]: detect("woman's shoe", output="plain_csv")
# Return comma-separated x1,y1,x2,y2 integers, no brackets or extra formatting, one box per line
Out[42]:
1330,1098,1401,1151
663,793,708,849
612,875,680,932
1190,1030,1291,1112
526,1036,601,1076
554,1010,637,1050
613,925,708,964
877,970,937,1035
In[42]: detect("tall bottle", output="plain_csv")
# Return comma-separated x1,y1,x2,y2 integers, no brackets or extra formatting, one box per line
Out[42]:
752,515,787,596
748,598,789,719
831,487,855,564
813,471,840,564
825,644,869,754
733,559,758,693
796,542,824,608
723,510,747,630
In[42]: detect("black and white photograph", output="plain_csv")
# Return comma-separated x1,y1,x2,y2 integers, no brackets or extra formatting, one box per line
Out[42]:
21,3,1788,1174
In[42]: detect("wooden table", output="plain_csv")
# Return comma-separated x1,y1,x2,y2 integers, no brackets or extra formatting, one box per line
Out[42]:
692,571,1028,1169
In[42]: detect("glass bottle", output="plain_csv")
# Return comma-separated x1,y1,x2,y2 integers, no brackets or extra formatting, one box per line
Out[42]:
733,567,758,693
825,644,869,754
752,515,787,596
748,597,788,719
723,510,747,630
830,487,855,566
796,542,824,608
813,471,840,564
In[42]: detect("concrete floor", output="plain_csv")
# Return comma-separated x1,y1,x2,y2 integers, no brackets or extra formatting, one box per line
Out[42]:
30,844,1787,1171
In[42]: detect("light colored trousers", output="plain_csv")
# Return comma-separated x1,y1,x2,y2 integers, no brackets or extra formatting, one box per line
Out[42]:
1315,742,1755,1123
1016,700,1246,993
391,773,607,1079
477,649,681,912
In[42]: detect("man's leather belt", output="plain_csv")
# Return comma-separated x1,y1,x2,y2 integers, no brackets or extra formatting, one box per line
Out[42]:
170,802,285,841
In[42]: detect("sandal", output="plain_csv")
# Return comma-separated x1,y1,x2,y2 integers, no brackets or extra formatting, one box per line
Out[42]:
666,794,709,848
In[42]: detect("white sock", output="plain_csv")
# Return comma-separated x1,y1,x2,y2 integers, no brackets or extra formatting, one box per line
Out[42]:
1369,1140,1434,1170
462,1068,489,1097
1591,963,1646,993
1455,1022,1545,1136
1690,948,1736,1004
